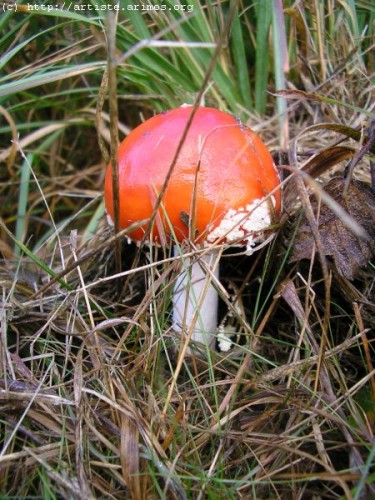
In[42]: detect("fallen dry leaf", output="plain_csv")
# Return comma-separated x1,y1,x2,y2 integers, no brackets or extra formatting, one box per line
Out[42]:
290,177,375,280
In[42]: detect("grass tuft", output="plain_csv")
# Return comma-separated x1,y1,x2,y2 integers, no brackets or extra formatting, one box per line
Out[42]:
1,1,374,498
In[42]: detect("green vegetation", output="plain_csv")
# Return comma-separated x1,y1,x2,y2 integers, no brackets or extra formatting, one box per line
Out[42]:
1,0,374,498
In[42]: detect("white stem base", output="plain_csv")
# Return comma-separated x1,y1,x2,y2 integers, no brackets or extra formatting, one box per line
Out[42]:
172,247,219,348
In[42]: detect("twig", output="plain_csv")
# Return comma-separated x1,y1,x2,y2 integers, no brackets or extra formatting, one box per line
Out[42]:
106,9,122,285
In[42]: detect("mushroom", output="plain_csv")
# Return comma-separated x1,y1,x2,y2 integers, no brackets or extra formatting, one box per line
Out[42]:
104,106,281,350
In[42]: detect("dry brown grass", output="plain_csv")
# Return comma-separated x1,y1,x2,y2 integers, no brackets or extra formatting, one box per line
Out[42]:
1,1,375,498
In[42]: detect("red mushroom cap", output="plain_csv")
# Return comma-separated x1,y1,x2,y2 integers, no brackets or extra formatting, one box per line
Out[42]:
104,106,281,249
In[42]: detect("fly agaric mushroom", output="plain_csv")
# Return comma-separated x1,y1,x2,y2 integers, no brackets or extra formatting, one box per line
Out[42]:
104,106,281,350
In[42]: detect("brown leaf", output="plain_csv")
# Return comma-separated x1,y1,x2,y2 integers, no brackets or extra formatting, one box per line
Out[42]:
273,89,323,102
302,146,355,179
290,177,375,280
120,415,141,500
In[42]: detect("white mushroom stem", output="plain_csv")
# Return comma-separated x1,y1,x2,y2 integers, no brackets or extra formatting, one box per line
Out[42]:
172,247,220,348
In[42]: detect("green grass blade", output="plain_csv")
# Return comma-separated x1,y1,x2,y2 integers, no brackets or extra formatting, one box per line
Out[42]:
0,218,71,291
272,0,289,146
15,153,32,257
121,0,151,39
255,0,272,114
0,63,104,98
230,9,252,110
